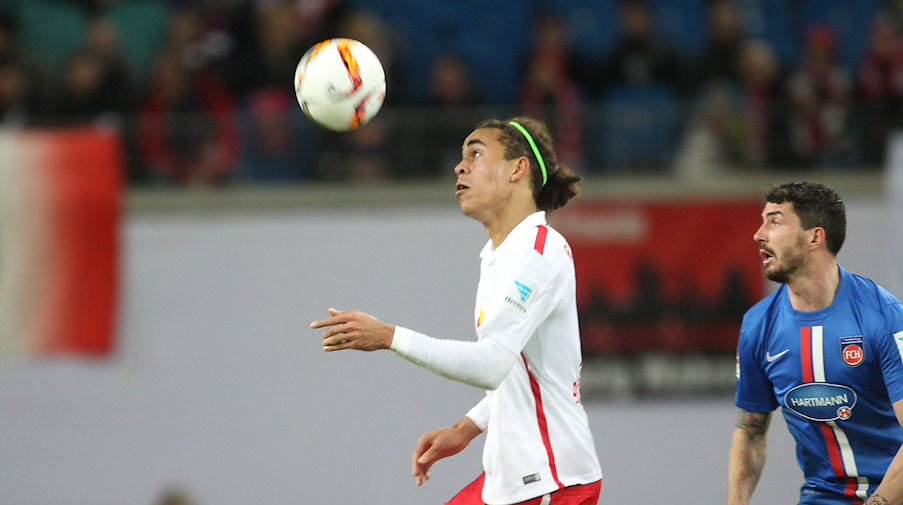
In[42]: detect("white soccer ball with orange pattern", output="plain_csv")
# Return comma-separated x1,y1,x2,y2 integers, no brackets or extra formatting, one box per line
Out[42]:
293,38,386,131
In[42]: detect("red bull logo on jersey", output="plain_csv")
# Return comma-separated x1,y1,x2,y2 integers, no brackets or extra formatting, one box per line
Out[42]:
840,336,864,366
784,383,857,422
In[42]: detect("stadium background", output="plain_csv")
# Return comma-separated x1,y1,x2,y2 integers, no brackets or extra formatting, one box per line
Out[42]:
1,0,902,504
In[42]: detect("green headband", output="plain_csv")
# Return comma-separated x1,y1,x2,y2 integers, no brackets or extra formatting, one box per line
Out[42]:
508,121,548,186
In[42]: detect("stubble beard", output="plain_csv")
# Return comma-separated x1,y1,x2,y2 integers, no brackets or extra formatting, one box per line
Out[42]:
765,247,806,284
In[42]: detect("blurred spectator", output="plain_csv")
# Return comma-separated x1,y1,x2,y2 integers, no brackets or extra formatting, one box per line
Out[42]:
52,17,134,126
226,1,325,95
156,486,197,505
225,2,309,181
601,0,685,93
691,0,746,89
429,53,481,109
858,13,903,165
0,10,51,123
335,8,404,105
238,87,312,181
323,9,396,181
735,39,789,166
674,82,745,177
159,7,231,75
519,14,584,168
418,52,482,173
138,53,239,185
784,24,853,167
0,61,29,126
253,0,343,37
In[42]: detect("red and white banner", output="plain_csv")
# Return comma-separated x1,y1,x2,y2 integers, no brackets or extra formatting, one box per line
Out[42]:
551,199,765,355
0,128,123,360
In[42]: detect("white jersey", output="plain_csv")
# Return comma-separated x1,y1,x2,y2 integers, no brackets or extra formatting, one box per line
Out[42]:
391,211,602,504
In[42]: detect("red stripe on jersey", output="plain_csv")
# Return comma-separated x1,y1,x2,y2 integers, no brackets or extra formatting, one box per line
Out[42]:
844,477,864,504
534,225,548,255
800,326,814,383
820,426,861,502
820,424,847,478
522,353,565,490
803,326,860,501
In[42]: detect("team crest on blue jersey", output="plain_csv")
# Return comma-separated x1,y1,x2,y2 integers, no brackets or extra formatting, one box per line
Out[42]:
784,383,857,422
504,279,537,316
840,336,864,367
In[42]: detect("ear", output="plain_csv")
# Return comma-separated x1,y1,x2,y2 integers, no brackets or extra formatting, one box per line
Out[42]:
809,227,827,251
509,156,531,183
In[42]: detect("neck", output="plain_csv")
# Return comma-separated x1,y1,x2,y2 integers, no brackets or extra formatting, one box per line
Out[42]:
484,202,540,248
787,258,841,312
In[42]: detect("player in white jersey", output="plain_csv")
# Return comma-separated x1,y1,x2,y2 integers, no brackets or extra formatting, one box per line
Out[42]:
311,116,602,505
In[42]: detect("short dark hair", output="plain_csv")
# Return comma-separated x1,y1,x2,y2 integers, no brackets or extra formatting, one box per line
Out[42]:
474,116,580,212
766,181,846,255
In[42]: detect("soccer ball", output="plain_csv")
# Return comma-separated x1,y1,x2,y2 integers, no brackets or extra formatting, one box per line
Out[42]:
293,38,386,131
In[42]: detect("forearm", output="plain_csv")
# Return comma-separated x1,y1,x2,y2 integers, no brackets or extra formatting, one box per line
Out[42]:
868,443,903,505
727,411,770,505
391,326,516,390
727,429,767,505
452,415,484,440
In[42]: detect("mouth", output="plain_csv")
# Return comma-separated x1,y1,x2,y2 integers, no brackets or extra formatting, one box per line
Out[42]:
455,181,470,196
759,248,775,267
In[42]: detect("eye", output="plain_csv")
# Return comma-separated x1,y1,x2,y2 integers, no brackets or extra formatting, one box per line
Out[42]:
472,151,481,159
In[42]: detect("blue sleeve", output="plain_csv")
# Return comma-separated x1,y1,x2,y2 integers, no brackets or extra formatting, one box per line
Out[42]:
877,301,903,404
735,312,779,413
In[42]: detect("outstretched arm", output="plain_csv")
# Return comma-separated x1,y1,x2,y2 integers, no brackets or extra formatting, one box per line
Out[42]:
310,309,518,390
865,400,903,505
727,410,771,505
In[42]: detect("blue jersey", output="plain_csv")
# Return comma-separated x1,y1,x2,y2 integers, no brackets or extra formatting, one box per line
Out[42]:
736,267,903,504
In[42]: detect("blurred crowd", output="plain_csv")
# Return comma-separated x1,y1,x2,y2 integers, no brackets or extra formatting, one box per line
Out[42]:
1,0,903,185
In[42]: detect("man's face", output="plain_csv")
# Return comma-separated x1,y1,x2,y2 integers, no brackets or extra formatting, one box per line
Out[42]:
754,202,810,283
453,128,517,221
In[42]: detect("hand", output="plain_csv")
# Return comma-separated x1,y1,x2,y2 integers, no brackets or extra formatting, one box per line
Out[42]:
412,418,482,486
310,308,395,352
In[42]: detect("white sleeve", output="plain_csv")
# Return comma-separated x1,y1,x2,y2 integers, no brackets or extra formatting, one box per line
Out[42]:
390,326,517,390
465,396,490,431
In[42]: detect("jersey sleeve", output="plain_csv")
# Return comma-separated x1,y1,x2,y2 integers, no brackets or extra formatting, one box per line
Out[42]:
735,312,779,413
474,247,557,356
388,244,557,391
465,395,490,431
877,300,903,404
390,326,518,390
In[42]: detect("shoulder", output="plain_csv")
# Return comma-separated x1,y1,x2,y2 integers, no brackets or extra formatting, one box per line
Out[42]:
740,287,784,341
743,287,784,325
844,270,902,312
533,224,571,257
501,224,569,282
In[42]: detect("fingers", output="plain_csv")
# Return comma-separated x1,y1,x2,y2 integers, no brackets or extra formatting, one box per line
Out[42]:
412,436,434,486
309,308,346,330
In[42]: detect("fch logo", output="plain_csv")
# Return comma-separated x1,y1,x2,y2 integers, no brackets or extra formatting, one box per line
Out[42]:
840,336,864,367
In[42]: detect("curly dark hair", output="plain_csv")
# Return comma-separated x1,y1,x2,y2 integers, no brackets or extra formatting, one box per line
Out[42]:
765,181,846,255
474,116,580,212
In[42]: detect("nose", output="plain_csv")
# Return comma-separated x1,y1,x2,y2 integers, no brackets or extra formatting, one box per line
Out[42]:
753,223,766,243
454,160,467,176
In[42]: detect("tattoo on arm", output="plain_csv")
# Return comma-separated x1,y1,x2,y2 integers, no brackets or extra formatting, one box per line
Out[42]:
736,410,771,434
864,495,890,505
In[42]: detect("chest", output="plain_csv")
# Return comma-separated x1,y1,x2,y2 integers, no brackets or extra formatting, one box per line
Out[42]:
765,320,886,419
766,321,878,385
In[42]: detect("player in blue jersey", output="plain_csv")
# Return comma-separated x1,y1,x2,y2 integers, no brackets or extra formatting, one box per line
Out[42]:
728,182,903,505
